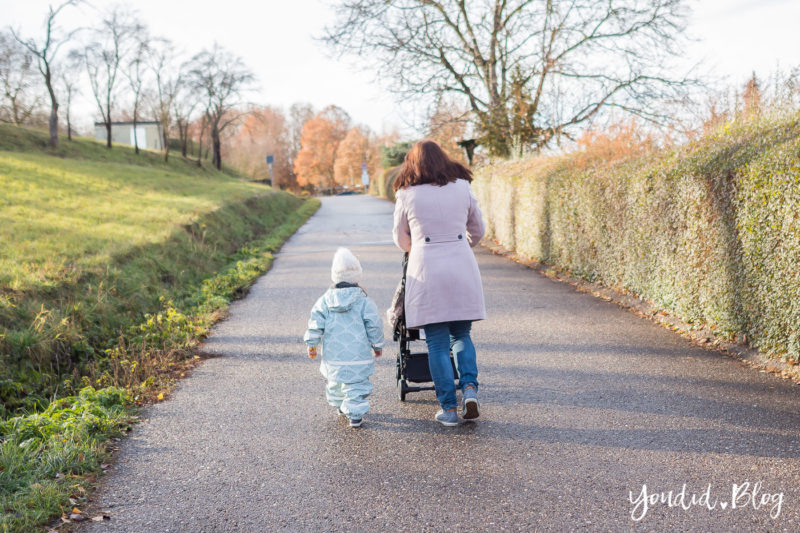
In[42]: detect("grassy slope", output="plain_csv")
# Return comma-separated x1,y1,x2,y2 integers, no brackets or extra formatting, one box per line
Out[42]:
0,125,312,413
0,125,320,531
0,126,266,291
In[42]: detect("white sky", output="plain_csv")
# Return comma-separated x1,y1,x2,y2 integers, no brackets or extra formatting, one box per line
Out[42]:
5,0,800,137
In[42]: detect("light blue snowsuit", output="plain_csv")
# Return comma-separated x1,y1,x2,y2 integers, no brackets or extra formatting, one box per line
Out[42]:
304,285,384,418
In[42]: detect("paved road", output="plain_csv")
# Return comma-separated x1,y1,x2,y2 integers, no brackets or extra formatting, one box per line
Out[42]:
81,195,800,532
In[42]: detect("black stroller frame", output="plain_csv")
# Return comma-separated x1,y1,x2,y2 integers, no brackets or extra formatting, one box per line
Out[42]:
393,253,457,401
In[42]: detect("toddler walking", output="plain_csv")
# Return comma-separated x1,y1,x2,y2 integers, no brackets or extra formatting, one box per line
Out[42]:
304,248,384,427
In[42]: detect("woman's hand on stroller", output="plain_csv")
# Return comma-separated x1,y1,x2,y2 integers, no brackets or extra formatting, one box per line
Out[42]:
307,346,318,359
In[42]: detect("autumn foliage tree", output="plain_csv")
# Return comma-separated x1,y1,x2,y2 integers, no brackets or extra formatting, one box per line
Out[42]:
334,126,371,188
226,106,296,189
294,106,350,192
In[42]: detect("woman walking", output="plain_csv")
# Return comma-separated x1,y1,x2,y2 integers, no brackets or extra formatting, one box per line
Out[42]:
392,140,486,426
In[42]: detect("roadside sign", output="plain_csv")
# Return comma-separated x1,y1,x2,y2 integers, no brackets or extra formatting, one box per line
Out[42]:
266,155,274,164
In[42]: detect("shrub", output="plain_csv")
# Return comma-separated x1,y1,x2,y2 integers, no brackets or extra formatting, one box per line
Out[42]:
371,166,401,202
380,141,414,168
473,111,800,362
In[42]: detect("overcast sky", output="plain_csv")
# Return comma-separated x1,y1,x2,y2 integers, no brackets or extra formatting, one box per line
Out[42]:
5,0,800,137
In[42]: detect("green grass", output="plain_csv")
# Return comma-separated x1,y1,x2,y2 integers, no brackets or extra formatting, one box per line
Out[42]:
1,387,134,532
0,124,317,411
0,127,265,292
0,124,321,531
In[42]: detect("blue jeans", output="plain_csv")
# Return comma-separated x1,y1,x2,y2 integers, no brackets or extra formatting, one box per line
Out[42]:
423,320,479,410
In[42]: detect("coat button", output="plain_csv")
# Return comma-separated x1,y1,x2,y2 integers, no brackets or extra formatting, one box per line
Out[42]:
425,236,430,242
458,234,463,239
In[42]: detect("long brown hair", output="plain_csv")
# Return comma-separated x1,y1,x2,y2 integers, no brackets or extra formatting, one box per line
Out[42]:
393,140,472,191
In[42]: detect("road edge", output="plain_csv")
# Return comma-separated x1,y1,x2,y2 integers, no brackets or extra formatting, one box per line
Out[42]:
481,239,800,384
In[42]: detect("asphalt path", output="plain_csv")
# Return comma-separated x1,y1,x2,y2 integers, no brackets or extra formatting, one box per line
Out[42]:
80,195,800,532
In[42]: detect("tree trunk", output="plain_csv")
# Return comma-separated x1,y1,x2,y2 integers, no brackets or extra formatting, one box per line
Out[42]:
105,120,112,148
133,112,139,154
178,121,188,157
163,126,169,162
196,124,204,167
11,95,23,125
211,124,221,170
45,66,58,148
48,107,58,147
66,106,72,141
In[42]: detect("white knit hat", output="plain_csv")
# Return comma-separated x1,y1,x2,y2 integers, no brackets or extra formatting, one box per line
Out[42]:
331,247,362,284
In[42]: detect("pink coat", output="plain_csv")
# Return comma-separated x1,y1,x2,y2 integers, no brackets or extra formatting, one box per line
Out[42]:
392,179,486,328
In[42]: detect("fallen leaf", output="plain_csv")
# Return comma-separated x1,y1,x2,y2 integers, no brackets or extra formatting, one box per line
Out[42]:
72,507,81,514
70,512,87,521
157,392,164,400
101,463,111,470
91,514,111,522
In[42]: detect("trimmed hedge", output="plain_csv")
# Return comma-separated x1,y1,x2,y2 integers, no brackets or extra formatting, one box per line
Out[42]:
473,112,800,362
371,165,401,202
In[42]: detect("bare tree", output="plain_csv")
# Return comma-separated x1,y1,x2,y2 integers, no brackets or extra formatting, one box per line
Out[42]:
60,51,82,140
287,102,314,173
324,0,696,156
173,82,198,159
122,24,150,154
10,0,80,147
148,39,182,161
81,6,138,148
187,43,255,170
427,96,470,162
0,31,43,125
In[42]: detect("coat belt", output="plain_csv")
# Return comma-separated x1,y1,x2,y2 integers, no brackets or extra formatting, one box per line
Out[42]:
423,233,464,244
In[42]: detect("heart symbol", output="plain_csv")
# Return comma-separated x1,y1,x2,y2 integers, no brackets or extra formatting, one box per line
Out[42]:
720,502,728,509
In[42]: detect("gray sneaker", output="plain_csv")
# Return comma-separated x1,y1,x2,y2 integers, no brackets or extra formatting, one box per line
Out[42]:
435,408,460,426
349,417,363,428
462,385,479,419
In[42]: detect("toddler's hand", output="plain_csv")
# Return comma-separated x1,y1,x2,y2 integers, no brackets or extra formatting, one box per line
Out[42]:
373,348,382,357
308,346,317,359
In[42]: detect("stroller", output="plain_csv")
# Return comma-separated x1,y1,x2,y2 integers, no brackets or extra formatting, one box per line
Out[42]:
389,253,457,401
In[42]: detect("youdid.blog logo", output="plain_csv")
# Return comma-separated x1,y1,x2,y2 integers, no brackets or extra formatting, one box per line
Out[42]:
629,481,784,521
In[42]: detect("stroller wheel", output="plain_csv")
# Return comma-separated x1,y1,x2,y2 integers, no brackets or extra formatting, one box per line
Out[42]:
398,379,407,402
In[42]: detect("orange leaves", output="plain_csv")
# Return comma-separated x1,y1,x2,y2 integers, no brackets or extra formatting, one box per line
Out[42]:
294,106,351,191
225,106,293,188
573,120,656,170
334,127,372,188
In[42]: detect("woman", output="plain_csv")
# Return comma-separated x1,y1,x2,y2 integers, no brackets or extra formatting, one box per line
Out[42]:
392,140,486,426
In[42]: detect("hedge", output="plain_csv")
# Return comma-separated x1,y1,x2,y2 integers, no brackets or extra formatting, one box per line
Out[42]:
371,165,401,202
472,112,800,362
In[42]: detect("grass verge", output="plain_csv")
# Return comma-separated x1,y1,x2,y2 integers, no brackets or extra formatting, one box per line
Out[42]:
0,198,320,532
0,124,321,531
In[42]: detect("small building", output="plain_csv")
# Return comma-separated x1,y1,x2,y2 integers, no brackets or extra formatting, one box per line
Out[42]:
94,121,164,151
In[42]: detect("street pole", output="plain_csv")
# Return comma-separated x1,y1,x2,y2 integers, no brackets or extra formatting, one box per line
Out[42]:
266,154,275,188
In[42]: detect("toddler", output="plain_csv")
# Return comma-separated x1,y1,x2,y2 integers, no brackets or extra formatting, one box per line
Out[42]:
304,248,384,427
